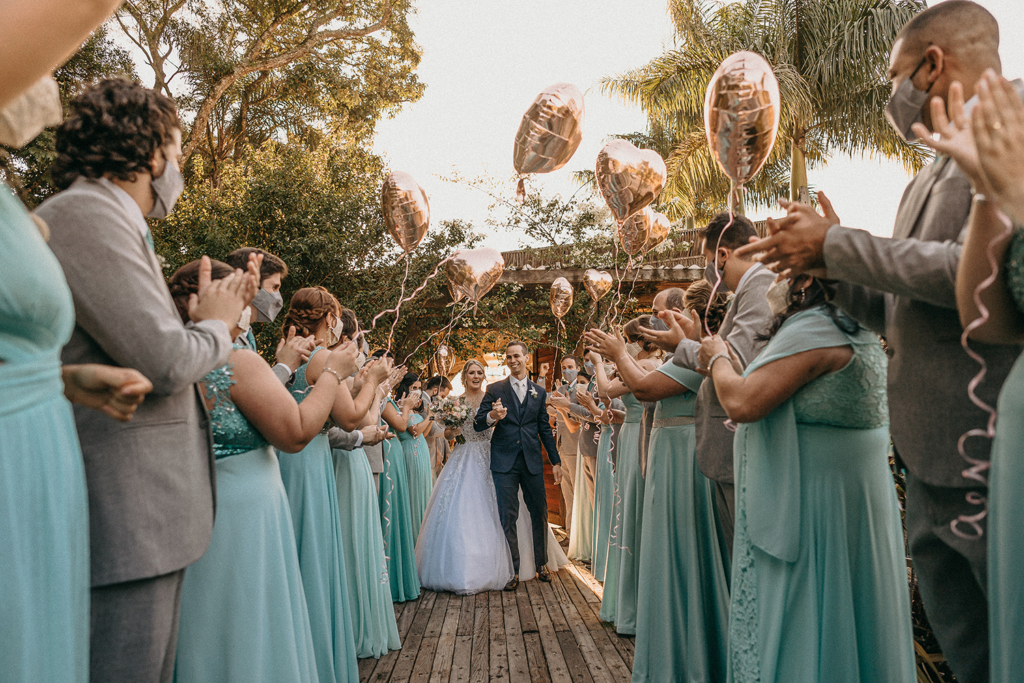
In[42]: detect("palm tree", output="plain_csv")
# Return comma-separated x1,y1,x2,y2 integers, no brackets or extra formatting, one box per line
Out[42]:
602,0,929,221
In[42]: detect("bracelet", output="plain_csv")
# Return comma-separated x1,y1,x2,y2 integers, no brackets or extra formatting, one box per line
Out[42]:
706,352,732,371
321,366,343,384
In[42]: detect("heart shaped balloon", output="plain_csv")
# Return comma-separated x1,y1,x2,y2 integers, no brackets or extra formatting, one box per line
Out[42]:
445,247,505,304
704,51,781,185
514,83,585,175
550,277,574,319
618,206,654,256
595,139,667,224
583,269,613,302
381,171,430,253
643,211,671,254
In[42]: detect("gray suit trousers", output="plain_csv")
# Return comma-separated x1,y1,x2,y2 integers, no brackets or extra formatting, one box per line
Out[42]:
90,569,186,683
559,452,577,533
715,482,736,560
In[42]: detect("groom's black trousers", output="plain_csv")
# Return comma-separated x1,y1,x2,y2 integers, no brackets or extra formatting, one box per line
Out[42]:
493,450,548,573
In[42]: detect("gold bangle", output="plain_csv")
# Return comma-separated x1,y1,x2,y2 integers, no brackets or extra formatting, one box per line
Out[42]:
321,366,343,384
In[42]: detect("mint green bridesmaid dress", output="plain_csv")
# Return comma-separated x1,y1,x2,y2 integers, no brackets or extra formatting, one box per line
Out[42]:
379,402,421,603
727,308,914,683
592,399,624,583
284,348,359,683
332,446,401,658
633,363,729,682
599,392,642,630
567,441,594,562
175,352,317,683
399,412,433,536
989,227,1024,682
0,185,88,682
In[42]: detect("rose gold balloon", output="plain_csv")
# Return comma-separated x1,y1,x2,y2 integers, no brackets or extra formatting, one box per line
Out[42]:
583,269,613,302
514,83,585,175
703,51,781,185
445,247,505,304
643,211,671,254
618,206,654,256
436,344,455,376
595,139,667,224
381,171,430,253
550,277,574,319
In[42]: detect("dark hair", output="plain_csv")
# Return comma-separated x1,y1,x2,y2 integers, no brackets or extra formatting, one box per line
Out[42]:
371,348,394,360
395,372,421,401
758,276,859,341
338,307,359,342
699,212,758,252
225,247,288,283
506,340,530,356
281,287,339,339
623,315,659,352
683,280,729,335
559,355,580,369
658,287,686,312
51,79,180,190
167,259,234,324
426,376,453,392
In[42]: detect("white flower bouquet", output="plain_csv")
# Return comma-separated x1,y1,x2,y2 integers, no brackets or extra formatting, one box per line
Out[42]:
436,395,472,444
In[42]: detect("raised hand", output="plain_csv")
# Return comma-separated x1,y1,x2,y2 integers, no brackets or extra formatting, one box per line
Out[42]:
324,341,358,380
62,364,153,422
912,81,990,193
973,72,1024,223
188,255,247,329
584,327,627,360
732,193,839,278
639,309,694,351
276,325,315,372
489,397,507,422
400,392,419,411
368,357,393,384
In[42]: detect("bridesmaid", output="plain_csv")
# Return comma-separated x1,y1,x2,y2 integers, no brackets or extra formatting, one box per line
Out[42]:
702,276,913,682
380,388,423,602
329,309,401,658
395,373,434,535
280,288,384,683
169,261,356,683
591,391,625,583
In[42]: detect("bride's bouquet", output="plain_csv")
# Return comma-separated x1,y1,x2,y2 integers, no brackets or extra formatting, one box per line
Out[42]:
436,395,472,444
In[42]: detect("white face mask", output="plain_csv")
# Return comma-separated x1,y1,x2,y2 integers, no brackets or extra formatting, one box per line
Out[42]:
625,342,642,358
0,76,62,148
766,278,791,317
326,314,344,347
236,306,252,336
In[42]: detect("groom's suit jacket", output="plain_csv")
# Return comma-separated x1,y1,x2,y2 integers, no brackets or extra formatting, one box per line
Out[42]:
475,376,560,475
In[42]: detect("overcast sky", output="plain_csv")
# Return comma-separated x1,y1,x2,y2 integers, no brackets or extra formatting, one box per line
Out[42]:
372,0,1024,252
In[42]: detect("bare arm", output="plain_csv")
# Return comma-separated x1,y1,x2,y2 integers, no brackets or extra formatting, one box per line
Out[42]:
381,397,413,433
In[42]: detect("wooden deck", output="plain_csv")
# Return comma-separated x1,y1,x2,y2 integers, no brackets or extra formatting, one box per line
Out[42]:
358,563,633,683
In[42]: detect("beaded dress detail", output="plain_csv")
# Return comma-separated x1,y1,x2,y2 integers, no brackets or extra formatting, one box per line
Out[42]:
202,346,269,459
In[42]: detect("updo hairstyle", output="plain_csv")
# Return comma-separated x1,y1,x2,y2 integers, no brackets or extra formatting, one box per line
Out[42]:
281,287,340,340
167,259,234,324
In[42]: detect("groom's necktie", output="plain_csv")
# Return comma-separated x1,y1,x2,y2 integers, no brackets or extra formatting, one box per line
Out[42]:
512,378,526,403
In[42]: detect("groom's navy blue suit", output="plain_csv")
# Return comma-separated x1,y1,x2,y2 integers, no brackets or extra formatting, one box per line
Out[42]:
475,376,560,573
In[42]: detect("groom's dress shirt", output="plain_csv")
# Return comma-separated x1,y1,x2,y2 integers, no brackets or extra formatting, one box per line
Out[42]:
510,375,528,403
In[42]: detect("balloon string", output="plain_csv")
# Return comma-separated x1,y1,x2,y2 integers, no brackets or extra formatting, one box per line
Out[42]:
385,256,412,350
400,302,471,366
706,183,738,337
605,422,632,556
381,432,394,560
950,213,1013,540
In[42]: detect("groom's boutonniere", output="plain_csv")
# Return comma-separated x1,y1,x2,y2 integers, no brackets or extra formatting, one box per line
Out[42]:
529,386,538,399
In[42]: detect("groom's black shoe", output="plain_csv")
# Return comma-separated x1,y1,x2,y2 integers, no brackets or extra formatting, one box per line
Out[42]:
536,565,552,583
504,574,519,591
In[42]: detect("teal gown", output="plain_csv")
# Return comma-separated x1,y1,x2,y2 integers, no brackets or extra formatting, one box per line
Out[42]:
727,307,914,683
592,399,624,583
332,446,401,659
0,185,88,682
379,403,421,602
633,364,729,682
399,412,433,537
283,349,359,683
175,351,318,683
989,227,1024,682
567,441,594,562
599,392,643,630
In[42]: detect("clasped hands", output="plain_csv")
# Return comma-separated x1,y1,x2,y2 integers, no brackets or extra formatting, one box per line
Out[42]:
697,335,742,376
62,364,153,422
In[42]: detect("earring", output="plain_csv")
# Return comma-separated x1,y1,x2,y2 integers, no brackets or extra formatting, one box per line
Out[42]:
796,288,807,305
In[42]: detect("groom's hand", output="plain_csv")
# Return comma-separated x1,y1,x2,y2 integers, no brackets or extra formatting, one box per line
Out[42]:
552,464,563,486
489,398,507,422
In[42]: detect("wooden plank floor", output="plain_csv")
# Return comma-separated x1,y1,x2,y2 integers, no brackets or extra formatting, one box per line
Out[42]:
359,563,633,683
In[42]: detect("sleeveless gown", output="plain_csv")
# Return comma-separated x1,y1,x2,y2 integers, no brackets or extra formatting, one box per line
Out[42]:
0,185,88,682
591,398,624,583
379,400,421,602
283,349,359,683
399,412,433,536
175,351,318,683
415,402,568,594
727,308,914,683
990,227,1024,682
332,445,401,658
632,364,729,682
599,391,644,632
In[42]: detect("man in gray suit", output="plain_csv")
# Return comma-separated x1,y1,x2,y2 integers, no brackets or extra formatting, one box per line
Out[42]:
734,5,1016,680
38,79,256,683
549,355,583,532
643,213,776,554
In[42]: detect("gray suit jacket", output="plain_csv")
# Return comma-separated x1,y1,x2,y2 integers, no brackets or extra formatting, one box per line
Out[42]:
673,263,777,483
824,155,1022,487
553,381,581,459
38,177,232,586
328,427,363,451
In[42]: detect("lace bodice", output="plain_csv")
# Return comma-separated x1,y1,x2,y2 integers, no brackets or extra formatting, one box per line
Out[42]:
791,340,889,429
202,346,269,459
458,400,492,444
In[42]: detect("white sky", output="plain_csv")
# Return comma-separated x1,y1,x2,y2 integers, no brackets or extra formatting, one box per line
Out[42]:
372,0,1024,251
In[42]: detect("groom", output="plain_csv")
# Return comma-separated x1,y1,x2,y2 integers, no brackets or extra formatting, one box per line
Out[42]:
475,340,563,591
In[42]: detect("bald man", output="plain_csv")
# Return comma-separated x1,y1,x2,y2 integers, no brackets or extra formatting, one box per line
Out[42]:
735,4,1018,681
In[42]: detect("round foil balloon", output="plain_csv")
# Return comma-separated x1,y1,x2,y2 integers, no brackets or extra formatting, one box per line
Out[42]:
618,206,654,256
583,269,613,302
436,344,455,376
514,83,585,175
550,277,574,319
643,212,671,254
703,51,781,185
381,171,430,253
595,139,667,224
445,247,505,304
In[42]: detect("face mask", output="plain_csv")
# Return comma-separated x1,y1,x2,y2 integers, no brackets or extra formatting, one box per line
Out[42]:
704,258,729,294
765,278,791,317
326,315,344,347
236,306,252,336
625,342,642,358
146,158,184,219
648,315,669,332
0,76,62,148
562,369,578,384
252,288,283,323
884,58,932,142
583,361,595,376
354,351,367,374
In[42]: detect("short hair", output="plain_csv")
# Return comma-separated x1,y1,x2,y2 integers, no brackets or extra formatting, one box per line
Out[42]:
338,307,359,342
426,376,453,392
395,372,421,401
657,287,686,312
506,340,530,356
167,259,234,324
371,348,394,359
225,247,288,283
897,1,999,64
699,212,757,252
52,78,180,190
559,355,580,369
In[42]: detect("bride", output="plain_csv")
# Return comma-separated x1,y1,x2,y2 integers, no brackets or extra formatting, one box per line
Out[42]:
416,359,568,595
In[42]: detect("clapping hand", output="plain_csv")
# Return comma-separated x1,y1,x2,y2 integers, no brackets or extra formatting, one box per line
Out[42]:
731,194,837,279
548,393,571,410
188,256,249,328
972,72,1024,223
698,335,741,376
62,364,153,422
360,424,388,447
276,325,315,372
400,392,419,411
324,341,358,380
489,397,507,422
640,309,697,351
584,327,627,360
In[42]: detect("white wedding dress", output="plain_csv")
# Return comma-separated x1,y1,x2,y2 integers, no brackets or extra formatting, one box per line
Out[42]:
415,406,569,595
